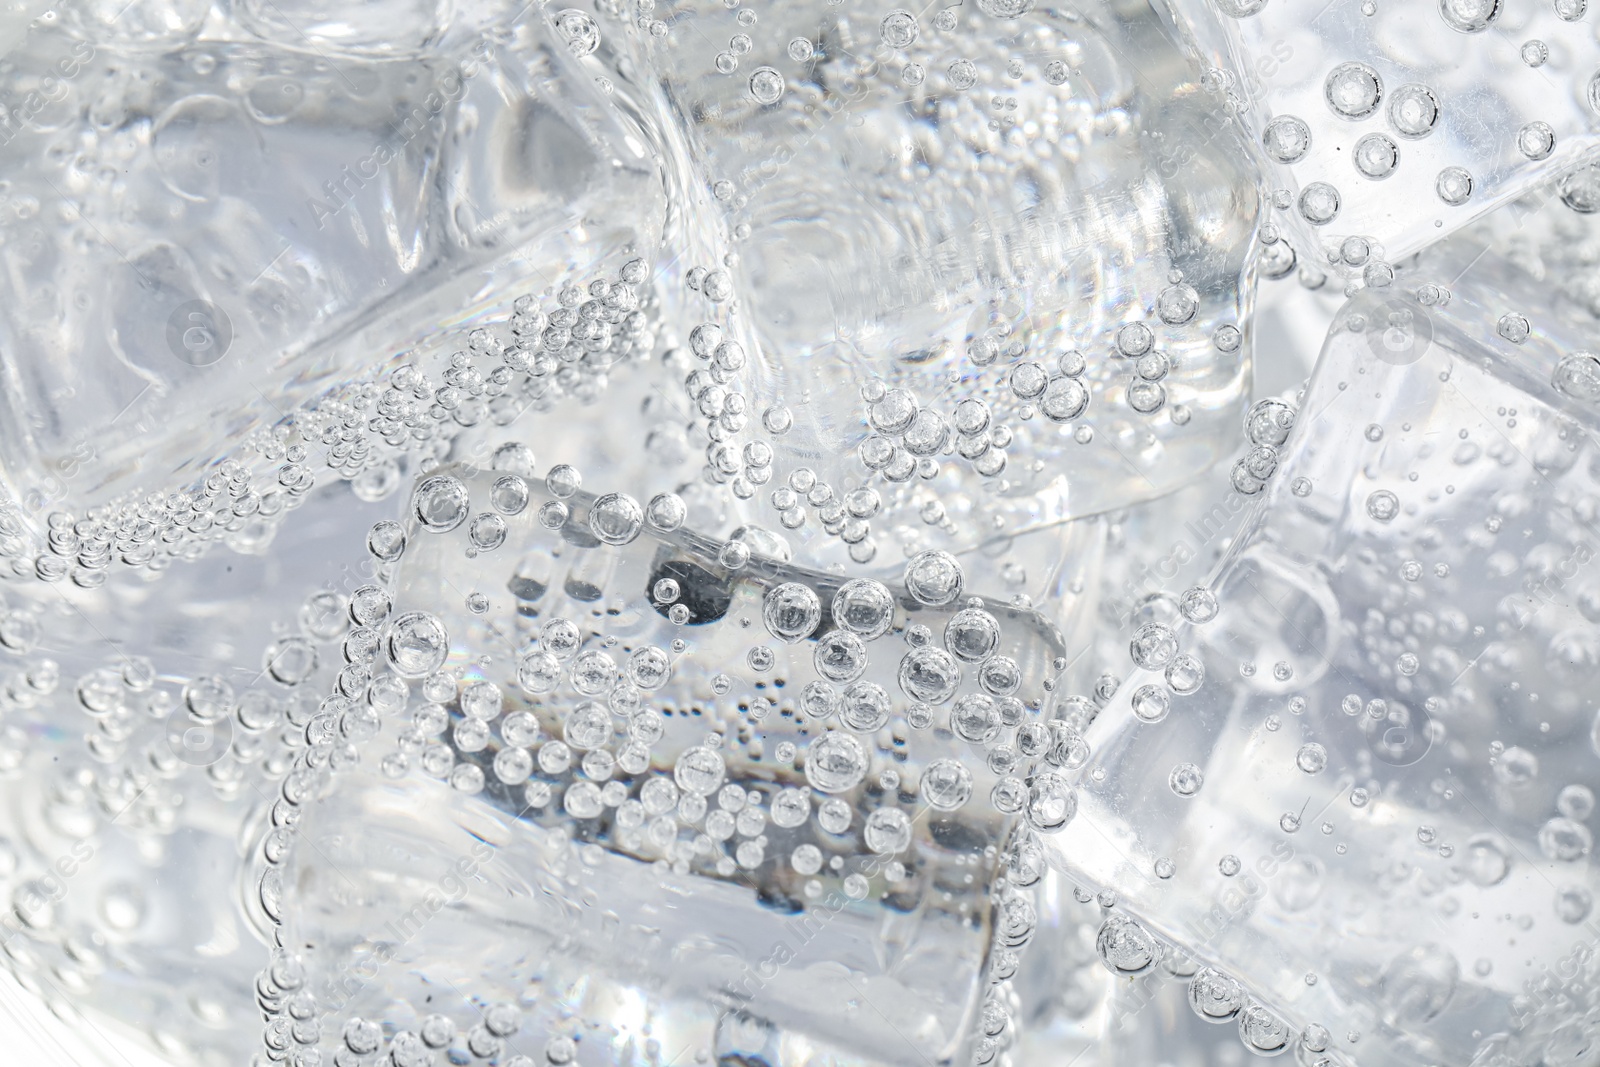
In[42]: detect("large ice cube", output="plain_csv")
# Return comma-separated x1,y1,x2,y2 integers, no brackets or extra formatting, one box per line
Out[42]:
259,459,1107,1066
588,0,1262,545
0,5,664,534
1044,231,1600,1067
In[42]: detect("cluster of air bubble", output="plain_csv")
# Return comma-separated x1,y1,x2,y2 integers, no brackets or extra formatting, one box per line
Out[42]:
1108,320,1176,416
641,4,1090,103
1086,912,1335,1060
1040,221,1600,1067
1231,397,1297,495
1211,0,1600,291
0,456,317,590
682,320,773,498
255,610,442,1057
262,905,648,1067
1469,187,1600,324
968,825,1053,1066
1125,586,1218,731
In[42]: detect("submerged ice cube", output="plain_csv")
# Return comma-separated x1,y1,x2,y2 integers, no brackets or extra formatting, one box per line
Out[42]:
1172,0,1600,276
592,0,1262,544
259,461,1106,1067
0,482,388,1065
0,6,664,527
1045,229,1600,1067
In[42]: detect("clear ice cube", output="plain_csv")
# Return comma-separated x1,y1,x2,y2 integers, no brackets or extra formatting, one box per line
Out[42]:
1172,0,1600,276
590,0,1263,540
1045,230,1600,1067
0,8,664,521
262,461,1100,1066
0,483,386,1063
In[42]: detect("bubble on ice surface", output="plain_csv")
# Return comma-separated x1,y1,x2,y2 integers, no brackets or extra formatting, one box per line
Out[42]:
905,551,966,606
1538,817,1593,861
1263,116,1312,163
413,474,471,533
1131,684,1171,722
673,746,727,795
1325,62,1383,119
1215,0,1269,16
1238,1003,1292,1054
1168,763,1204,797
1518,121,1557,160
1179,586,1220,622
645,492,688,532
748,66,784,105
1437,0,1500,32
1380,944,1460,1025
1188,968,1246,1022
951,693,1002,743
1353,133,1400,180
1165,653,1204,694
386,611,449,677
762,582,822,643
864,807,912,853
880,9,918,47
587,493,644,545
1554,353,1600,401
490,476,530,516
1365,489,1401,521
1295,742,1328,773
976,0,1036,16
946,608,1002,662
1298,182,1342,225
1436,166,1475,206
1130,623,1179,670
1095,915,1160,975
832,578,895,639
553,8,600,56
804,731,869,793
1020,776,1076,835
899,646,962,704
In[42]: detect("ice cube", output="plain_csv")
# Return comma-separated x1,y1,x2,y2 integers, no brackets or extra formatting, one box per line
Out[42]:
0,482,387,1064
591,0,1262,543
1171,0,1600,276
1044,228,1600,1067
258,461,1102,1066
0,9,664,541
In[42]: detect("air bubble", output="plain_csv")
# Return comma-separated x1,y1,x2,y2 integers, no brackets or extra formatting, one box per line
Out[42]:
1325,62,1382,119
749,67,784,105
1262,116,1311,163
1387,84,1440,138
